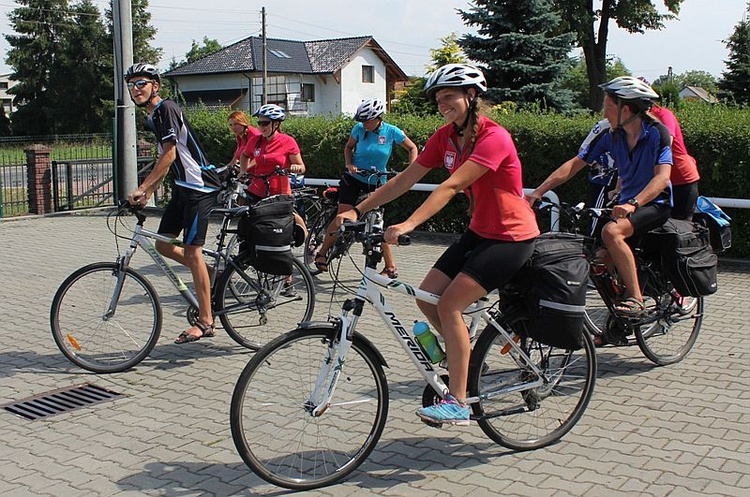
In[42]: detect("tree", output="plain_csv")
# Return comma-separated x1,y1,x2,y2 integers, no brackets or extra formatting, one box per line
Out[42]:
185,37,222,64
458,0,577,111
718,2,750,105
559,56,630,109
4,0,70,135
555,0,686,111
48,0,112,133
105,0,162,65
426,33,466,73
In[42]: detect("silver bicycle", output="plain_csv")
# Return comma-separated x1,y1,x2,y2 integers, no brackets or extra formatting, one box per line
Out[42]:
230,209,596,490
50,199,315,373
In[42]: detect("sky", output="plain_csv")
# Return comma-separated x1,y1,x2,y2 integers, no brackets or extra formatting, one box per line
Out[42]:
0,0,748,83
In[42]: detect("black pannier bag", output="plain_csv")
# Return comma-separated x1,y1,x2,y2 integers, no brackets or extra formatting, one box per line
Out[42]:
519,233,589,350
645,218,718,297
238,194,294,275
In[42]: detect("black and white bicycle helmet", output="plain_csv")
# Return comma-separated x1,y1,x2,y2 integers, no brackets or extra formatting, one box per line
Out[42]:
124,63,160,83
424,63,487,99
253,104,286,121
354,98,385,122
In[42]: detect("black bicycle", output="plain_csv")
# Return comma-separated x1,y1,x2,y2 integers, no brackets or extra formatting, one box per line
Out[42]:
540,201,703,365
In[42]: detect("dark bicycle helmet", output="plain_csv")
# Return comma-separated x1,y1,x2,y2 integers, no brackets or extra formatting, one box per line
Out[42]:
124,63,161,83
253,104,286,121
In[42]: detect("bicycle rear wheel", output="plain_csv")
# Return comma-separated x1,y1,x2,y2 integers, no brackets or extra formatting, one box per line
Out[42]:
230,327,389,490
216,256,315,349
469,323,596,451
50,262,162,373
635,294,702,365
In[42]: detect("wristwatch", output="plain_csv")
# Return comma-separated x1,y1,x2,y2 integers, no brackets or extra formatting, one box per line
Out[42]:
627,198,640,209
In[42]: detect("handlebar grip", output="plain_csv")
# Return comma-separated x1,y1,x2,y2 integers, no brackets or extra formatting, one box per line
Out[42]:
397,235,411,246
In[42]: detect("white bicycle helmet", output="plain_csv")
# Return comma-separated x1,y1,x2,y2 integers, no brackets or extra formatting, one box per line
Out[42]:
599,76,659,101
424,63,487,99
124,63,160,83
253,104,286,121
354,98,385,122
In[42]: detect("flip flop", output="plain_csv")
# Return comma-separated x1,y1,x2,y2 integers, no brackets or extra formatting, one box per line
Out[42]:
380,266,399,279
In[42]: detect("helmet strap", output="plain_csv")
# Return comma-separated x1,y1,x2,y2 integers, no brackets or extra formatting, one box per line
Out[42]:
453,93,476,137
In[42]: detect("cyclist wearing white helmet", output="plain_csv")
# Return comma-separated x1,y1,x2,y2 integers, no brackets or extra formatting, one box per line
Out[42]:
314,98,418,277
125,62,221,344
239,103,308,243
528,75,673,334
333,63,539,426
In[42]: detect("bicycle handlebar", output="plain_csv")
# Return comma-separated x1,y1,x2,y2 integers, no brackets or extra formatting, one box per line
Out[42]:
339,220,411,246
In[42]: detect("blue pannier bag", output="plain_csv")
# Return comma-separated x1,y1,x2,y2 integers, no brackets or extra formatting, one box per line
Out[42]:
694,196,731,253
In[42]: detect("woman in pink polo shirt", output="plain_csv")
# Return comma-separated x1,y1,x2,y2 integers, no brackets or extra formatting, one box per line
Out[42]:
239,104,307,241
335,64,540,427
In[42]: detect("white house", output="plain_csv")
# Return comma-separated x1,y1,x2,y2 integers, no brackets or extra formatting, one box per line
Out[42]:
0,73,17,115
164,35,408,117
678,86,718,104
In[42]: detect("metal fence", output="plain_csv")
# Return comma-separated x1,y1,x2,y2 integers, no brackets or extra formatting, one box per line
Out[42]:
0,134,116,217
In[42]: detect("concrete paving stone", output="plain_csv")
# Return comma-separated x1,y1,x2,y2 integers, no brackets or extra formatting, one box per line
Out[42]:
2,212,750,495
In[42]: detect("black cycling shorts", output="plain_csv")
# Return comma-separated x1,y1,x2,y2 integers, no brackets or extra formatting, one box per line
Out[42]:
671,182,699,221
626,202,671,236
433,230,536,292
157,186,216,246
337,173,377,206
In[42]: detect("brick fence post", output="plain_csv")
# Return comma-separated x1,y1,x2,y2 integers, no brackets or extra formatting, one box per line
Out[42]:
25,144,52,215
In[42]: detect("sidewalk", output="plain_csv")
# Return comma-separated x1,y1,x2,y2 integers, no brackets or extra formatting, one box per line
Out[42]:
1,211,748,496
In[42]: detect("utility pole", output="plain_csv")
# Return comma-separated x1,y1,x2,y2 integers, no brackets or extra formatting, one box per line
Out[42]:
262,7,268,105
112,0,137,201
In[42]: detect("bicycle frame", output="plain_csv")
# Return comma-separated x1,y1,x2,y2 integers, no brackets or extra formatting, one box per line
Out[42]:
306,214,545,417
105,209,240,320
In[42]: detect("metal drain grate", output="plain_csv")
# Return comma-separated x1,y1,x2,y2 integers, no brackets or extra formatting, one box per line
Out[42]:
2,384,124,421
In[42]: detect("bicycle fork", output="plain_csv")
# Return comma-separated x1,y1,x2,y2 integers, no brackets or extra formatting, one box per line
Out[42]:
307,315,354,417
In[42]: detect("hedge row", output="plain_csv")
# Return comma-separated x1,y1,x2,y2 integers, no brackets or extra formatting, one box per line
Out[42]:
187,104,750,257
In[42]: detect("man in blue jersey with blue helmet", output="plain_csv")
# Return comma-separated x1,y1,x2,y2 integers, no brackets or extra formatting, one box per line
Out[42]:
125,63,221,344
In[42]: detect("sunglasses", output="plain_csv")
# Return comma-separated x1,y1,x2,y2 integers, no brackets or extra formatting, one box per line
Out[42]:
257,121,272,126
126,79,152,90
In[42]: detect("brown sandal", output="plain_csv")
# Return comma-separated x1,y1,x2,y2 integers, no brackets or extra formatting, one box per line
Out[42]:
174,321,215,344
614,297,646,317
314,252,329,272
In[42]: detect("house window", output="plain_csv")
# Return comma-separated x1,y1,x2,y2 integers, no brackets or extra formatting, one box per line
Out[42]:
0,82,8,90
362,65,374,84
301,83,315,102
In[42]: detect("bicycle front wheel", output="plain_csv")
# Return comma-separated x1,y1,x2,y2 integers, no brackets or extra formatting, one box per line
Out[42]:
50,262,162,373
635,295,703,365
470,324,596,451
216,257,315,349
230,328,389,490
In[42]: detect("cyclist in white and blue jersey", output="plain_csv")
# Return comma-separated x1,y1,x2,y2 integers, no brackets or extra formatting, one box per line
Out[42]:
125,63,220,344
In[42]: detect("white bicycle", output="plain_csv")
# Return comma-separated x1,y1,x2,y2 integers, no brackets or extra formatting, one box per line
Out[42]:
230,209,597,490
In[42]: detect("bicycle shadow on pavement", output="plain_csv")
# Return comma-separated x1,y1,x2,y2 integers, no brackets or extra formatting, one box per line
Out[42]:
0,349,92,379
143,340,256,372
116,460,292,496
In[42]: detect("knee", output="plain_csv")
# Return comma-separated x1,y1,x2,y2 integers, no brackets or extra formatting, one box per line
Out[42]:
183,249,203,267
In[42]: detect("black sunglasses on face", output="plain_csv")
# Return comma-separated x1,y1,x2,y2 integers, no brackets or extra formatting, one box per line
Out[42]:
257,121,272,126
127,79,152,90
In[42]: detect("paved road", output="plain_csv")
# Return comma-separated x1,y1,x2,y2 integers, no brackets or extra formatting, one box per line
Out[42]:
1,211,748,496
